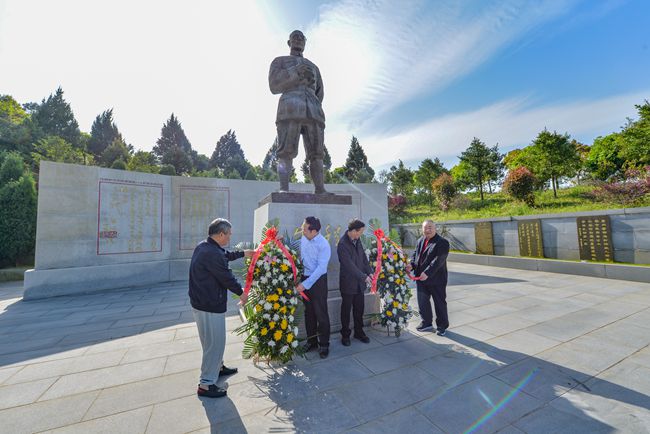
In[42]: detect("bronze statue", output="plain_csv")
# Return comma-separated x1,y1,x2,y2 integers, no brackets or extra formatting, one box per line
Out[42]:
269,30,330,194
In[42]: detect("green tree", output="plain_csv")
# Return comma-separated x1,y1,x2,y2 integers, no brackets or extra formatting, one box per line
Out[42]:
0,153,37,266
31,87,81,147
450,160,473,192
458,137,494,201
503,167,537,206
31,136,90,165
127,151,159,173
209,130,250,178
586,133,625,180
302,145,332,183
414,157,447,205
343,136,374,182
153,114,194,175
530,129,580,197
159,164,176,176
101,138,131,167
88,109,123,163
190,151,210,172
485,145,505,193
387,160,414,196
0,95,34,156
620,101,650,167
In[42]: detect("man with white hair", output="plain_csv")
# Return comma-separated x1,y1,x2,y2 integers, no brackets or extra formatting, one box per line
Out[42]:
407,220,450,336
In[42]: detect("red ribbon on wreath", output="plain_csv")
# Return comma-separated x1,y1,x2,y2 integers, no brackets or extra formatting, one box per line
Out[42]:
371,228,422,293
244,226,309,301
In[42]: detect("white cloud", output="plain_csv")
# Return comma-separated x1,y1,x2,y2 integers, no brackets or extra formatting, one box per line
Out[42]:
365,89,649,169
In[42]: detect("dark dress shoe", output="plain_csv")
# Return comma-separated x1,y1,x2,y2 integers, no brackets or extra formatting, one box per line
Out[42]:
219,365,238,377
355,335,370,344
197,384,227,398
342,337,351,346
303,342,318,352
319,347,329,359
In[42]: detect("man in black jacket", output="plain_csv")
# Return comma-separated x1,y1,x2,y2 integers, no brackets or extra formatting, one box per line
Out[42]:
189,218,252,398
337,218,373,346
407,220,450,336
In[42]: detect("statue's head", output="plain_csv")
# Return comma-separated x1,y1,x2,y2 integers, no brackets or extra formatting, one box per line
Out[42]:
288,30,306,53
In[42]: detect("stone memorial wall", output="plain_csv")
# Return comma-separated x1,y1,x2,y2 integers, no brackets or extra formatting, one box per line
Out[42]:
24,161,388,299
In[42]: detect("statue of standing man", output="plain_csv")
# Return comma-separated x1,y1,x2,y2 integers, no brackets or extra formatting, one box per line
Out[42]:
269,30,330,194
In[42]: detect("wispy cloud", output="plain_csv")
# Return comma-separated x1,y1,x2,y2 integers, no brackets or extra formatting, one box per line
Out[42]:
306,0,581,130
365,89,649,170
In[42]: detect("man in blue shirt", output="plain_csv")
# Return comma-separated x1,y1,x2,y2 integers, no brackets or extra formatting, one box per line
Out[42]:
296,216,332,358
189,218,252,398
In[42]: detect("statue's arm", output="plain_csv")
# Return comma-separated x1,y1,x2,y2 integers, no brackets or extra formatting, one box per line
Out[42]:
269,58,300,95
315,67,324,103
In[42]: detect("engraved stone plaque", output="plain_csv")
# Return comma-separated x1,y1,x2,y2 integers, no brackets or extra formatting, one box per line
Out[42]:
577,215,614,262
518,219,544,258
97,179,163,254
179,186,230,250
474,222,494,255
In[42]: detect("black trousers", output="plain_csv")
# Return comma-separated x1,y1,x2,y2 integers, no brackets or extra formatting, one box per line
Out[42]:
303,275,330,347
416,280,449,330
340,292,365,338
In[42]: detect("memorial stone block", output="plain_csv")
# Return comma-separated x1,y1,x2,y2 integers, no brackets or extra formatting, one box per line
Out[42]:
518,219,544,258
577,215,614,262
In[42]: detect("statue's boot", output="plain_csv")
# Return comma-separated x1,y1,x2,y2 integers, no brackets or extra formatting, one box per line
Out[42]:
277,158,292,192
310,159,333,195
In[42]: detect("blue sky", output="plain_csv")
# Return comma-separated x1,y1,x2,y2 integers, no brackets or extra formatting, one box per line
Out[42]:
1,0,648,173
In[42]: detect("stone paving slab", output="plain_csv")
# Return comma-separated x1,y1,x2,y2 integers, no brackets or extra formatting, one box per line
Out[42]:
0,264,649,433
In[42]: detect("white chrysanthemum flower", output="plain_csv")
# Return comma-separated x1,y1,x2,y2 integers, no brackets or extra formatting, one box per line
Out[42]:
291,340,298,348
263,313,271,320
292,297,298,304
272,278,278,285
280,296,287,303
273,314,279,321
263,262,270,269
268,341,276,347
288,315,294,322
264,302,272,311
260,276,268,284
293,326,299,335
253,323,259,329
256,260,264,266
365,249,371,255
280,345,289,354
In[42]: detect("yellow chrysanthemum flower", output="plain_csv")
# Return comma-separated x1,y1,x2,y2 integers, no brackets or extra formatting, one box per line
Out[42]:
291,307,296,314
260,327,268,336
273,302,280,310
277,288,283,295
382,254,388,259
287,289,292,295
281,319,288,330
287,333,294,343
266,295,274,302
274,330,283,341
402,303,408,309
386,310,393,317
255,304,263,312
392,301,399,308
269,321,276,329
280,264,289,272
280,306,287,314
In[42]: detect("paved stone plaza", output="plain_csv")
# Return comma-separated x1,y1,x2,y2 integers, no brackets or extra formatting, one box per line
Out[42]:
1,263,649,433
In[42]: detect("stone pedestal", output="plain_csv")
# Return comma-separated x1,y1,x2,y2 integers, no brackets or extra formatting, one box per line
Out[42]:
253,192,380,335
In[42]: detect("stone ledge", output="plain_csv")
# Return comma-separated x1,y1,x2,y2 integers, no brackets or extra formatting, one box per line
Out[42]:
448,252,650,283
259,191,352,206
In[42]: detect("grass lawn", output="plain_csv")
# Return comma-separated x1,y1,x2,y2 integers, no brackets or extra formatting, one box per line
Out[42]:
394,185,650,223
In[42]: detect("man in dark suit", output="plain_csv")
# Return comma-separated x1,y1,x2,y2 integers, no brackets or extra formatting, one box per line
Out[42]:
189,218,253,398
407,220,450,336
337,218,373,346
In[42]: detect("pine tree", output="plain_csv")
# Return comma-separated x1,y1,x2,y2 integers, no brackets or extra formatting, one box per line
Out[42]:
88,109,123,162
414,158,448,204
388,160,414,196
262,138,279,172
153,114,194,175
31,87,81,147
458,137,494,201
301,145,332,183
343,136,374,182
209,130,250,178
